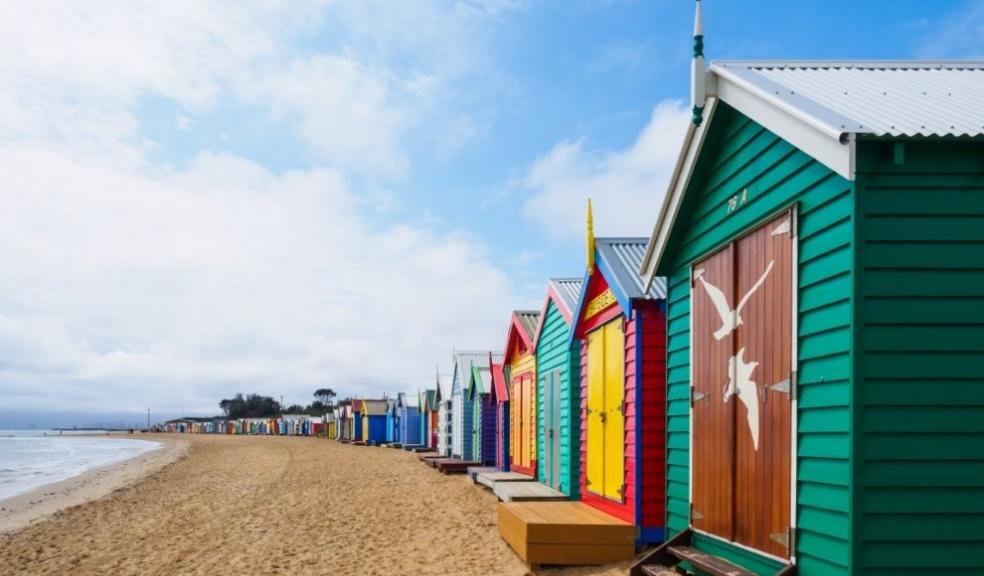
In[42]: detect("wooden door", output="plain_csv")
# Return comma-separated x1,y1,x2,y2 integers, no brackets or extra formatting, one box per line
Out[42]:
550,370,561,489
692,244,735,539
691,212,793,558
733,213,793,557
586,329,605,495
542,370,562,489
585,319,626,501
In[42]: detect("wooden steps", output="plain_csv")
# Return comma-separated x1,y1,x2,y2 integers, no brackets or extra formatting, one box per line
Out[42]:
474,471,533,490
407,446,434,453
418,454,444,462
466,466,498,481
494,481,568,503
630,529,796,576
498,501,635,568
436,460,482,474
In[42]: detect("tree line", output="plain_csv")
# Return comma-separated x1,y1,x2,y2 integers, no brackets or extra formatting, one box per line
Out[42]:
218,388,336,419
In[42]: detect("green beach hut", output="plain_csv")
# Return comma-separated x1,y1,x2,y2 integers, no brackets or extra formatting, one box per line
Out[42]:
632,10,984,575
532,278,583,498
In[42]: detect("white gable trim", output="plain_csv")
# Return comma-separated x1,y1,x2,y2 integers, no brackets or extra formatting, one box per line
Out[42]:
641,97,719,287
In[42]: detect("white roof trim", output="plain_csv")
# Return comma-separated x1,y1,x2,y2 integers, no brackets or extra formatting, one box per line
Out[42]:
712,64,855,180
641,96,719,286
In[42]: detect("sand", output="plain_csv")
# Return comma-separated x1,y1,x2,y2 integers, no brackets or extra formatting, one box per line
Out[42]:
0,434,659,576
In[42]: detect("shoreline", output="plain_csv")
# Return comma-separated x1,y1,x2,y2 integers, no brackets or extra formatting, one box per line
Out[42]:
0,434,188,535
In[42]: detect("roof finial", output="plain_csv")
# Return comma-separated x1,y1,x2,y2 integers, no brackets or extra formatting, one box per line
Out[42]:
691,0,706,125
586,198,595,275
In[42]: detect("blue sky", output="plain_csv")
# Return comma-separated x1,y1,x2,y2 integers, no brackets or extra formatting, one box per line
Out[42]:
0,0,980,424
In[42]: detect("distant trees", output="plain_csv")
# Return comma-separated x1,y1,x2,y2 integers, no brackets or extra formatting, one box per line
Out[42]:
314,388,336,408
218,393,282,419
214,389,338,419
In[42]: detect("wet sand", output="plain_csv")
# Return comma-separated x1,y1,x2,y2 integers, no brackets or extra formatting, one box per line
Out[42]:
0,434,650,575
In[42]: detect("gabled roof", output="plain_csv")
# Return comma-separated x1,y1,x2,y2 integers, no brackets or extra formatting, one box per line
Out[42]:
452,351,493,395
435,371,452,400
468,359,496,398
490,356,508,402
532,278,583,348
641,60,984,286
360,399,389,416
503,310,540,364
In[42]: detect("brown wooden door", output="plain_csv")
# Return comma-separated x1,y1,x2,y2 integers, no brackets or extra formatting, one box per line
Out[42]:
692,243,735,539
692,211,793,559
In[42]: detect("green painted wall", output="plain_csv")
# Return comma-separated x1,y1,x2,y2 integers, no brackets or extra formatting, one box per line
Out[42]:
657,103,855,575
535,299,581,498
854,139,984,575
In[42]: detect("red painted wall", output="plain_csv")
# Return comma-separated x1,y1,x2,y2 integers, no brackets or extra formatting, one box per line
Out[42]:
577,300,667,533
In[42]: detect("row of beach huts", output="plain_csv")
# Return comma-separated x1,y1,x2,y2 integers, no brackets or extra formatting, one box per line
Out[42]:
160,15,984,575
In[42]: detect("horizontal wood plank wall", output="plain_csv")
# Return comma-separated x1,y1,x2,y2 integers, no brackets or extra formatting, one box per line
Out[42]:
536,299,580,498
662,103,854,575
636,301,667,535
856,140,984,575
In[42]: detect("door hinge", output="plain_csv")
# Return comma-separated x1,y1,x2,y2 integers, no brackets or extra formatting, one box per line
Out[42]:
770,527,794,549
599,411,607,423
690,504,703,521
691,389,706,405
770,371,797,400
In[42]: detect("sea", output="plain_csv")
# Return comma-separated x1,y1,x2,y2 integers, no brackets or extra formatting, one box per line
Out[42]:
0,430,161,501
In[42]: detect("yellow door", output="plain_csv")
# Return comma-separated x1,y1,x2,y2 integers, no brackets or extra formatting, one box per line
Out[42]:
603,320,625,501
586,329,605,495
510,378,518,462
362,415,368,440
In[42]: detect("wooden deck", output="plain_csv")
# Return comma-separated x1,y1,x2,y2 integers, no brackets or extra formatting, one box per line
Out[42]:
424,457,457,468
498,501,635,568
494,481,568,503
466,466,498,481
436,460,482,474
474,471,533,490
418,453,444,462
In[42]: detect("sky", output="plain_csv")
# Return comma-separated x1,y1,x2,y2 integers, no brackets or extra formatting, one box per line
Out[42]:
0,0,981,427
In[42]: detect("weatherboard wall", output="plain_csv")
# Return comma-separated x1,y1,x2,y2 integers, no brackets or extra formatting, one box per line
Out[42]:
535,298,581,498
659,104,854,575
855,139,984,575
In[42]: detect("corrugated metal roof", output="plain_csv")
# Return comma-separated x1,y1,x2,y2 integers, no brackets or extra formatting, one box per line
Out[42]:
549,278,583,317
713,61,984,138
515,311,540,342
469,364,494,395
596,238,667,300
436,373,452,399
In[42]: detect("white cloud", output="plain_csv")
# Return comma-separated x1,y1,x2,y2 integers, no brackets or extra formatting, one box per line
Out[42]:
0,146,519,412
0,1,527,416
521,100,690,239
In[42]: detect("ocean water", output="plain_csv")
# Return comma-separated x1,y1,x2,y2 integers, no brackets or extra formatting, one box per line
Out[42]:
0,430,161,501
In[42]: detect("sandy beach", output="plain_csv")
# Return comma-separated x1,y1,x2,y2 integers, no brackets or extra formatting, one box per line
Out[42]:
0,434,646,576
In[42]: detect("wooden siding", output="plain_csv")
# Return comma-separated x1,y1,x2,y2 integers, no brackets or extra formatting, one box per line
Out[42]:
536,299,581,498
855,140,984,575
660,104,854,575
578,296,666,541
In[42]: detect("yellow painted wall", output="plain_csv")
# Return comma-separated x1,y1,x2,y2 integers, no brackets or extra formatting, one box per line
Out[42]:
510,346,537,470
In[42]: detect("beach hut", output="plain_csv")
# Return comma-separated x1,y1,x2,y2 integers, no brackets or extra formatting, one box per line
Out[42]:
630,21,984,575
489,356,510,471
532,278,583,498
568,202,667,546
437,372,454,457
503,310,540,477
396,392,422,446
419,388,439,449
385,398,397,443
467,355,502,466
360,400,388,445
452,351,491,461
